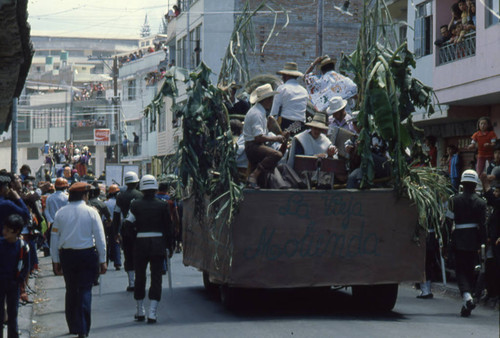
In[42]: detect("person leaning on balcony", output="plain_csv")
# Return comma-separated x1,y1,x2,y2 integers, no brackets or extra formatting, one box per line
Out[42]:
448,3,462,31
465,0,476,31
434,25,451,47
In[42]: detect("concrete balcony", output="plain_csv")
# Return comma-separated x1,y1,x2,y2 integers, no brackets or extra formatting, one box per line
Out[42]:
437,32,476,66
118,51,166,78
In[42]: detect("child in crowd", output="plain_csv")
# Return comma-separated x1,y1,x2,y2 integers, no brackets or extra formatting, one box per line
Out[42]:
468,117,497,175
0,214,31,338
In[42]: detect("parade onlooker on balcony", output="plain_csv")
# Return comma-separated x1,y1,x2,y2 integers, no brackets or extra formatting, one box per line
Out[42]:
133,132,139,156
465,0,476,30
458,0,468,24
468,117,497,175
122,135,129,157
434,25,451,47
173,5,180,17
448,3,462,31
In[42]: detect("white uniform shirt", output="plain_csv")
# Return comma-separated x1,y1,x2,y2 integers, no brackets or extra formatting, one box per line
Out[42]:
270,79,308,122
50,200,107,263
45,190,68,224
243,103,268,142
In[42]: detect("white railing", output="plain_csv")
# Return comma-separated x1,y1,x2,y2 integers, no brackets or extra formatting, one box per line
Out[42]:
438,31,476,65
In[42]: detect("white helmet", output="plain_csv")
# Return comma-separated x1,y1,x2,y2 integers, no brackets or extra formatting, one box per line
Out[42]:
139,174,158,191
461,169,479,184
124,171,139,184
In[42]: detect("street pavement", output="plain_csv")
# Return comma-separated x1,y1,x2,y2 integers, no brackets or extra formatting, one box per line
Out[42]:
13,253,499,338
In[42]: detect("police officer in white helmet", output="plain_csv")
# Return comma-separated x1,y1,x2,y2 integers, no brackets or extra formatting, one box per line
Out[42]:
123,175,174,323
448,169,487,317
112,171,143,292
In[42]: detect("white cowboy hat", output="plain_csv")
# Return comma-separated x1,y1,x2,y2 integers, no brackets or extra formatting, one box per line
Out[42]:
326,96,348,115
305,112,329,130
276,62,304,78
249,83,279,105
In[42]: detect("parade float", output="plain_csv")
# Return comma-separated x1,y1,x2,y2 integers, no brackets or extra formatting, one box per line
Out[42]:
146,0,451,311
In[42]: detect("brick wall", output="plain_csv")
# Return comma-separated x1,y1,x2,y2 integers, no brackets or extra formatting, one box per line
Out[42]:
234,0,362,77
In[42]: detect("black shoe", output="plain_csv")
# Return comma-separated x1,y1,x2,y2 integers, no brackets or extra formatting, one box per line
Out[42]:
126,286,135,292
147,317,157,324
460,305,471,317
416,293,433,299
134,314,145,322
115,265,121,271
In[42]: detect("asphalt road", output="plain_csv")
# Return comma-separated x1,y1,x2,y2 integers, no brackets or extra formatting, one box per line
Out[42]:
30,254,499,338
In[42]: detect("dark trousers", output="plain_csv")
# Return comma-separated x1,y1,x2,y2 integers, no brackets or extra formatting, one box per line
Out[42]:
121,235,135,272
60,248,98,336
454,249,478,296
106,227,121,267
134,239,164,301
0,279,20,338
245,141,282,173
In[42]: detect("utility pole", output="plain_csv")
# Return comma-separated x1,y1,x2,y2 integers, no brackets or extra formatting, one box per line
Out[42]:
113,56,121,163
316,0,324,57
11,98,18,173
186,0,191,70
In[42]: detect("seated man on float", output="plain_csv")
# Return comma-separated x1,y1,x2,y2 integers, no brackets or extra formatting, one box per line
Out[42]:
243,84,287,189
287,111,337,169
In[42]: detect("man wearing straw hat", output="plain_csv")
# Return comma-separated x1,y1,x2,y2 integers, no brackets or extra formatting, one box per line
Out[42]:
243,84,287,189
270,62,308,132
287,111,337,169
304,56,358,113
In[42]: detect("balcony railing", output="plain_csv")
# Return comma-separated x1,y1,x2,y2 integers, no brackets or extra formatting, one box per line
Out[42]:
438,31,476,66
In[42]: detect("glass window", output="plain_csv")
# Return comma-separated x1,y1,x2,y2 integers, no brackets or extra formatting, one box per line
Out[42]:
486,0,500,27
414,1,433,58
128,79,136,100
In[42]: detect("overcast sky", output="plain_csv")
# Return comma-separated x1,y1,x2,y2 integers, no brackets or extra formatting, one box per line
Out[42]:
28,0,174,38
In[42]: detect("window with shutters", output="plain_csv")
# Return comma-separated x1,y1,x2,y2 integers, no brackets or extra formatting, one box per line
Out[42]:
486,0,500,27
414,1,433,58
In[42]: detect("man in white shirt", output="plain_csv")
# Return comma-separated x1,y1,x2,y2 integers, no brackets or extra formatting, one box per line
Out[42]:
304,56,358,113
270,62,308,133
243,84,287,189
50,182,107,338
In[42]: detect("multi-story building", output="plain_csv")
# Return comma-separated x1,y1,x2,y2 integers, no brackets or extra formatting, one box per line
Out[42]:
402,0,500,168
116,40,168,174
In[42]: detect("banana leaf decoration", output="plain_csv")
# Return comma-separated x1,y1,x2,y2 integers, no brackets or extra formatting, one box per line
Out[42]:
339,0,451,235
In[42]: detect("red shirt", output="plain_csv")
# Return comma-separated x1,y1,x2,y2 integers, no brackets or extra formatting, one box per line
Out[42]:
472,130,497,158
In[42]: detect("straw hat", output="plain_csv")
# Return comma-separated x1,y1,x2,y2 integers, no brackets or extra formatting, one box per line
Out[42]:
320,56,337,69
305,112,329,130
326,96,348,115
249,83,279,104
277,62,304,77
